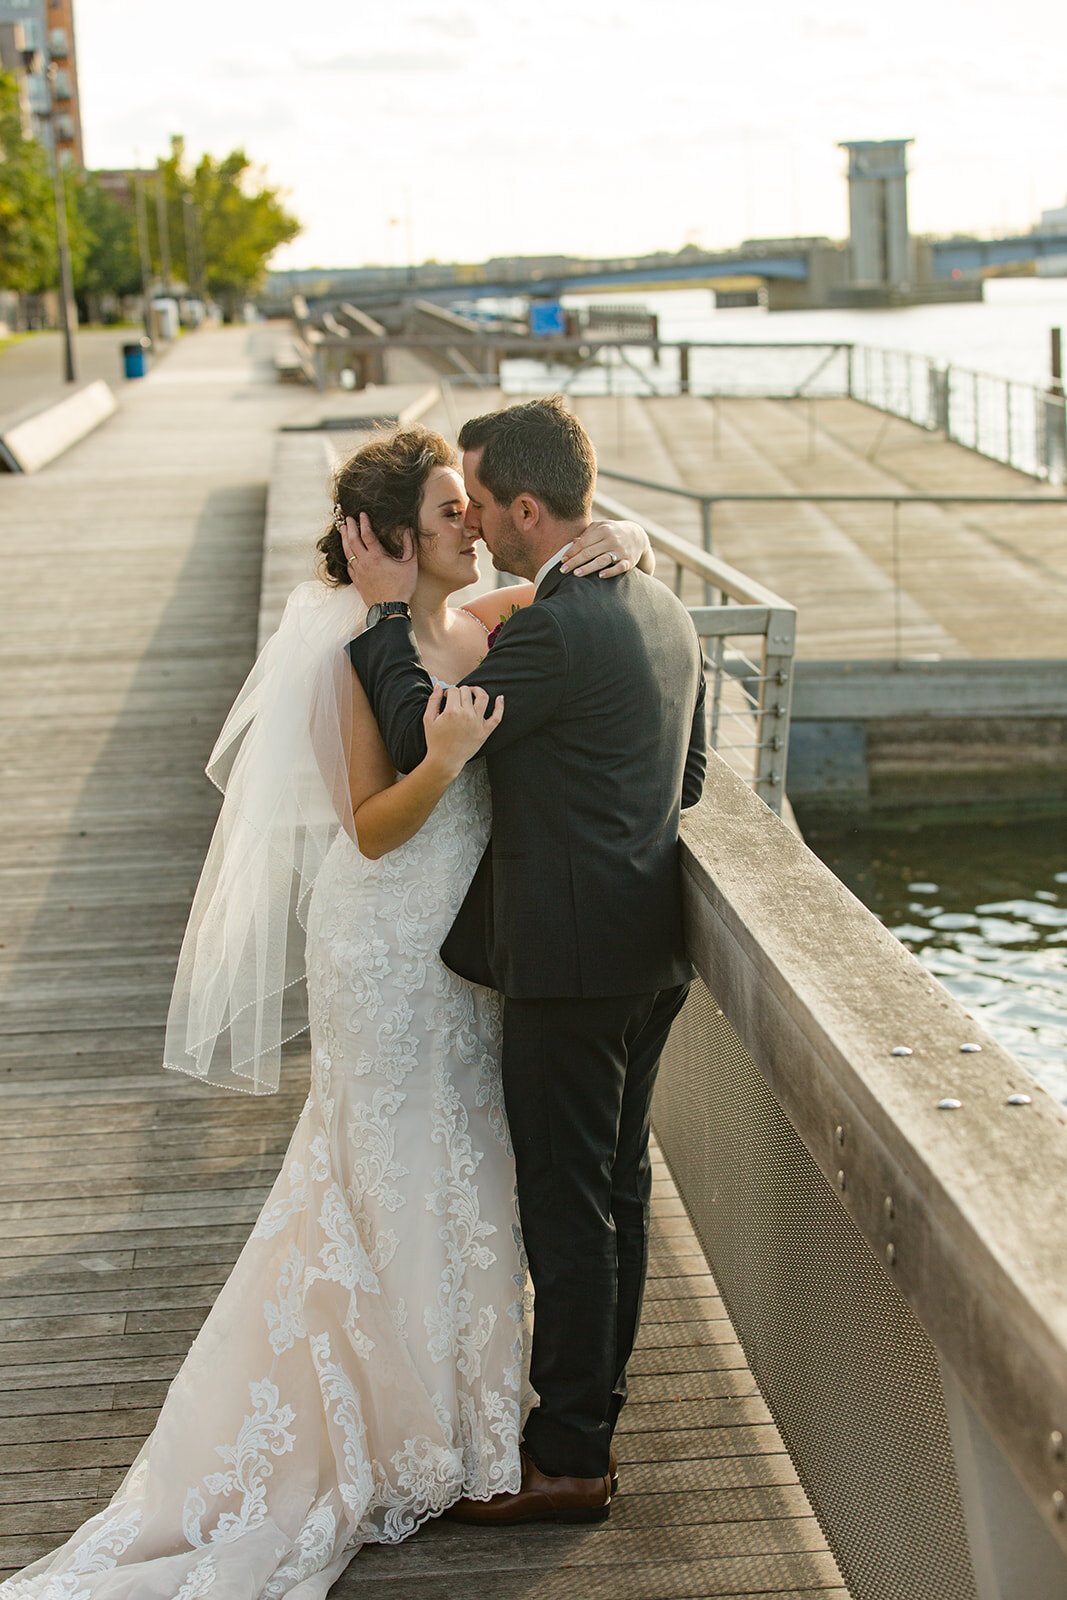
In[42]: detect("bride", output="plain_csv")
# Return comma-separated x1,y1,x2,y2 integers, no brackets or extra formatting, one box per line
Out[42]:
1,426,651,1600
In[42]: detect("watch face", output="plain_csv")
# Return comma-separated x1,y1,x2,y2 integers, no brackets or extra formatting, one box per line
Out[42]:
367,602,408,628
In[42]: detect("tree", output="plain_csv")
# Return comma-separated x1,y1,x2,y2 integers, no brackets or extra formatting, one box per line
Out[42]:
72,174,141,314
156,136,300,318
0,71,56,292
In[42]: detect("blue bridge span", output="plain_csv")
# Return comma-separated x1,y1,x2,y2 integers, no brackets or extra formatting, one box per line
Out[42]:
268,230,1066,311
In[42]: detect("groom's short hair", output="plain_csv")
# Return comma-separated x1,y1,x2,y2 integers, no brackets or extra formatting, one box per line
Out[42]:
458,396,596,521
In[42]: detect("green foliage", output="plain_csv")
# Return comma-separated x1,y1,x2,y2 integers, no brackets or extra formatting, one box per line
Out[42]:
73,174,140,300
0,71,57,292
156,135,301,312
0,96,301,309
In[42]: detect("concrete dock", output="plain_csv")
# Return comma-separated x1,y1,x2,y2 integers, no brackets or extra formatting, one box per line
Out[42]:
573,392,1067,661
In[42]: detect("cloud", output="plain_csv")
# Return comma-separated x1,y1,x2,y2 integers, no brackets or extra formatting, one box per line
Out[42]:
410,10,478,39
298,50,458,73
91,96,297,160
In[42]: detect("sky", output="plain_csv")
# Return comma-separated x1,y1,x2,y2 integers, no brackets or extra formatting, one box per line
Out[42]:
74,0,1067,271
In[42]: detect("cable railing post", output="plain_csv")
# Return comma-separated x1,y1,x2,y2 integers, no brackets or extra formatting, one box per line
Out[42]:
679,343,690,395
708,636,725,749
755,606,795,813
700,498,714,604
1005,377,1013,468
892,498,902,664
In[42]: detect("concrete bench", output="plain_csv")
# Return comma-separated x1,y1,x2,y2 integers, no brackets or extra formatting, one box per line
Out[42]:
0,380,117,473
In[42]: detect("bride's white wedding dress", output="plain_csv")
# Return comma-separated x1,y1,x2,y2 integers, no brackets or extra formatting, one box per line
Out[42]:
2,758,527,1600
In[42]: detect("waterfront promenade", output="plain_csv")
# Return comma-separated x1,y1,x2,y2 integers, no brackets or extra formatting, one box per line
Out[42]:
0,327,845,1597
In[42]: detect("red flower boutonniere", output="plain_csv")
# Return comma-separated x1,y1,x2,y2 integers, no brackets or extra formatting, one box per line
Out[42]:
485,604,521,652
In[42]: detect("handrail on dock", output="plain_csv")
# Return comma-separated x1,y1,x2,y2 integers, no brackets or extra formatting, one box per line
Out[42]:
592,484,797,815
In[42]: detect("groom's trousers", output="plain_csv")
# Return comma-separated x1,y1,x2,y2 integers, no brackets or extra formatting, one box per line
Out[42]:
501,982,690,1480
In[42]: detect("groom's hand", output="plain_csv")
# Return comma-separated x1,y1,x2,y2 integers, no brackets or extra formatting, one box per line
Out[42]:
342,512,418,606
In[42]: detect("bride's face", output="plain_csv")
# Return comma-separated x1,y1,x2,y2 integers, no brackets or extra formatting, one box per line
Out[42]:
415,466,480,588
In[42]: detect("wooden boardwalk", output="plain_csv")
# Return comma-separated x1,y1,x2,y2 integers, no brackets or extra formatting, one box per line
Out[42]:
572,391,1067,661
0,329,843,1597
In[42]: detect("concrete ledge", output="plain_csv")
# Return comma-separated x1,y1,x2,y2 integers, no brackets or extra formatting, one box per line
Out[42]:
680,755,1067,1555
0,380,117,473
789,659,1067,808
792,658,1067,719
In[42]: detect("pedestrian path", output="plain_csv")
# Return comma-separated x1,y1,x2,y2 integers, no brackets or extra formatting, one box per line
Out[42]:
0,327,845,1597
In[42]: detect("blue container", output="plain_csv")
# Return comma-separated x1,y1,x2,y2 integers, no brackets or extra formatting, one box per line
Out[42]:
122,339,151,379
529,300,566,338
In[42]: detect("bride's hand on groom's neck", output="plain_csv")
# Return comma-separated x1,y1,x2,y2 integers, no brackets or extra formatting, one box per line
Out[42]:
343,513,418,606
561,518,654,578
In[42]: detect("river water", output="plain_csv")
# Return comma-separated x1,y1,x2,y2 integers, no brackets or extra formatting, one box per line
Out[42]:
800,811,1067,1105
549,278,1067,1097
559,276,1067,387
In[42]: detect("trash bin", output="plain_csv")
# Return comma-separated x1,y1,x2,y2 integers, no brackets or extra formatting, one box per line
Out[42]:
122,338,151,379
150,297,180,341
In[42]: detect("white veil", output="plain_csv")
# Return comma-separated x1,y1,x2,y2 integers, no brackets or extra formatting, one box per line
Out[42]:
164,578,367,1094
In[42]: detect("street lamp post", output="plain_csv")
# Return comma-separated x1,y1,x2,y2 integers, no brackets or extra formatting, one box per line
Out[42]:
182,193,204,307
134,169,154,338
155,162,173,300
24,50,77,383
48,132,77,383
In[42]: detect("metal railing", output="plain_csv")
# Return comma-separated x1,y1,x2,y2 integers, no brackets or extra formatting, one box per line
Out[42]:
290,317,1067,484
505,338,1067,485
596,469,1067,662
592,486,796,814
655,754,1067,1600
849,344,1067,484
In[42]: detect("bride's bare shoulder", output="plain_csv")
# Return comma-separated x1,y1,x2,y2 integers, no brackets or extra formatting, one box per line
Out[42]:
461,584,536,628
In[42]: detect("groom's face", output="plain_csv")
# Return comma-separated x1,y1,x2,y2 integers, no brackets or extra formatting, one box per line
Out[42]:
462,449,528,577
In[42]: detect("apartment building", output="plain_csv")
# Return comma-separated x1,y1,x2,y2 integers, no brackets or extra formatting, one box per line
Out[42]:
0,0,83,165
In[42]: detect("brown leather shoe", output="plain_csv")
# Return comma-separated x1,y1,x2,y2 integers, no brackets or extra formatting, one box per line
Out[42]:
444,1449,612,1526
609,1445,619,1497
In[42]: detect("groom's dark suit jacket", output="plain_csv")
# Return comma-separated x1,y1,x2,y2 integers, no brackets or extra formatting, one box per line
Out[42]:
347,563,706,999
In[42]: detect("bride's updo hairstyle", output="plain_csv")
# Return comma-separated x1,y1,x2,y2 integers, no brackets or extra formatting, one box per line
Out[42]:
317,426,458,586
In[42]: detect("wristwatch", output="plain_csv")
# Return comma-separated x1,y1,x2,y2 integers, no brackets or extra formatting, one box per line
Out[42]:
364,601,411,630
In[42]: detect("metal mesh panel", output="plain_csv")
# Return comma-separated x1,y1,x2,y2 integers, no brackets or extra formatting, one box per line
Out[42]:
653,977,977,1600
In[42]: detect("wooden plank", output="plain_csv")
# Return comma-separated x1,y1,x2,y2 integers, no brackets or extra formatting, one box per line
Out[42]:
0,1409,158,1446
0,1381,170,1418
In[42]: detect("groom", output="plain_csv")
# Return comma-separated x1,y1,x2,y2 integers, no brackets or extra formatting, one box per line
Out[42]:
345,397,706,1522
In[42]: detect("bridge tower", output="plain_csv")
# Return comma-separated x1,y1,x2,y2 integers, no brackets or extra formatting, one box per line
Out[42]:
839,139,913,288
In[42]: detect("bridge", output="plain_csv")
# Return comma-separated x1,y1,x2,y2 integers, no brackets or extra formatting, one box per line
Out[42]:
931,230,1067,277
266,244,814,311
266,229,1065,315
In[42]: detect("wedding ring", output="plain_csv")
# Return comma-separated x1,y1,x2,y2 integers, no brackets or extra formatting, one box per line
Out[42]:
605,551,616,563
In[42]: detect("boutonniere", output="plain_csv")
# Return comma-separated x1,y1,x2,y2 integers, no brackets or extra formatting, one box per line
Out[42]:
485,604,521,651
